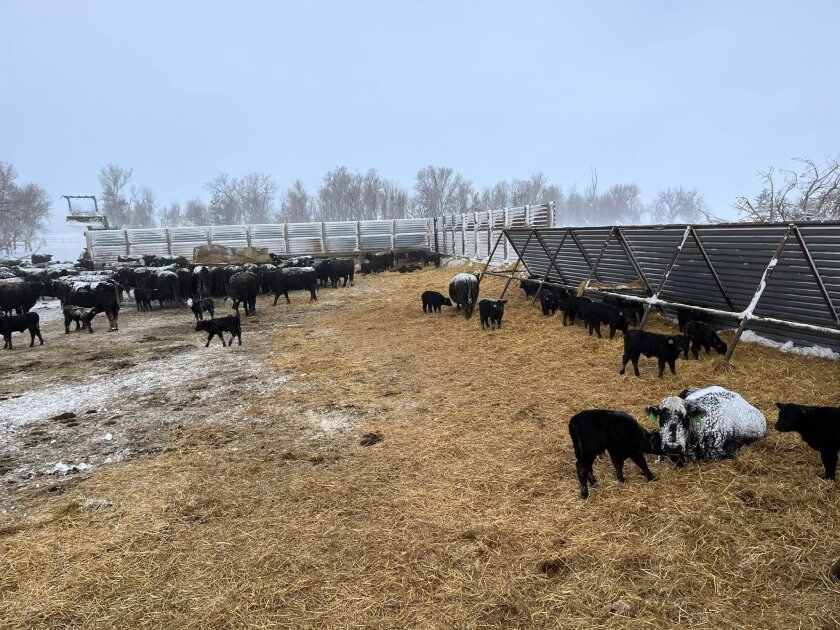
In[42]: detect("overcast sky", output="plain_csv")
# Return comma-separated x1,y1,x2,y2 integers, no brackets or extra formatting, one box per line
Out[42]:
2,0,839,224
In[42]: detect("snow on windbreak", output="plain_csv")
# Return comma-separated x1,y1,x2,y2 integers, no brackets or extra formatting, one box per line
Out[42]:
740,330,840,360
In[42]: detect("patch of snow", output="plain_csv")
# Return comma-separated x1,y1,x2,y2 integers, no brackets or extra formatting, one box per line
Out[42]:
103,433,113,441
740,330,839,360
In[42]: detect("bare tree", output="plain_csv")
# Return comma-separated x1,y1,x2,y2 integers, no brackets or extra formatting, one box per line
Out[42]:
379,180,408,219
0,162,51,254
412,166,470,217
652,187,707,224
157,202,183,228
184,198,210,226
318,166,365,221
206,173,241,225
127,186,156,228
278,180,315,223
98,164,133,228
735,156,840,222
601,183,644,224
236,172,277,224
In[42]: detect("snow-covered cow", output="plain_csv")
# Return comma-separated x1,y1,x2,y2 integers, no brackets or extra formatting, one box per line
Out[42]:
646,386,766,465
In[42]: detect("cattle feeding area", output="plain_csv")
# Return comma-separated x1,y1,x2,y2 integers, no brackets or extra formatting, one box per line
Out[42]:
1,262,839,629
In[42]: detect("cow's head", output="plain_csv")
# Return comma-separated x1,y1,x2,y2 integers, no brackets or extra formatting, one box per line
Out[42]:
645,397,706,456
442,298,453,306
710,333,728,356
774,402,803,432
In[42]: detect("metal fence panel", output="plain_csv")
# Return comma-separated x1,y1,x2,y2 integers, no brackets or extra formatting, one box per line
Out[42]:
504,222,840,354
248,224,287,254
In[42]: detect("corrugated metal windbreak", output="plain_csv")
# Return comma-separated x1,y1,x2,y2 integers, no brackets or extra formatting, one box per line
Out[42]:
360,220,393,250
248,224,286,254
209,225,248,248
393,218,429,248
169,226,210,258
505,223,840,353
87,229,126,265
287,222,323,254
127,228,169,258
324,221,358,253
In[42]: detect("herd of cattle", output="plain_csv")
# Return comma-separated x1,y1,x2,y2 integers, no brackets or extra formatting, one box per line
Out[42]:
420,271,838,495
1,249,838,500
0,249,440,349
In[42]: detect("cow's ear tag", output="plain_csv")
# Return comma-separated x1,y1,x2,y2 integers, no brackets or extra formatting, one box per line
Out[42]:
668,338,674,345
693,415,702,424
648,413,657,422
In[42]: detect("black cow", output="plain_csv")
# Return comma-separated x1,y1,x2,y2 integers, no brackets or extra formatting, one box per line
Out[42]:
568,409,661,499
31,253,52,264
227,271,259,316
195,315,242,347
63,305,100,333
683,321,727,359
775,403,840,480
676,307,711,333
478,298,507,330
519,274,542,298
192,265,213,297
562,295,591,327
134,287,162,311
620,330,686,378
188,297,215,321
448,273,480,319
268,267,318,305
0,282,41,315
328,258,355,288
314,259,331,286
539,286,568,316
1,312,44,349
360,261,374,275
603,295,645,326
53,278,120,331
582,301,629,340
421,291,452,313
364,251,394,273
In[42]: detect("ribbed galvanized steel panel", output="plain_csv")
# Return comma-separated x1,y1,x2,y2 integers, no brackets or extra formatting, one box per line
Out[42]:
127,229,169,257
324,221,358,252
169,227,210,258
247,224,286,254
510,222,840,353
359,220,393,250
209,225,249,247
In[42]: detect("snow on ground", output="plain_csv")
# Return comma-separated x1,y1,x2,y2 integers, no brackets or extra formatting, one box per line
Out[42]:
740,330,840,360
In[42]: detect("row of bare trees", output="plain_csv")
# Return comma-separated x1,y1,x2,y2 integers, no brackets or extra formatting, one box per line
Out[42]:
0,162,51,255
734,156,840,222
99,156,840,230
99,164,710,229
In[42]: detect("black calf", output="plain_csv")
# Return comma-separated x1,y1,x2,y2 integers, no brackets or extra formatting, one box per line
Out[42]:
188,297,215,321
563,295,591,326
195,315,242,347
620,330,686,378
1,312,44,349
568,409,661,499
539,286,568,316
63,305,100,334
582,301,629,339
478,298,507,330
683,320,727,359
775,403,840,480
421,291,452,313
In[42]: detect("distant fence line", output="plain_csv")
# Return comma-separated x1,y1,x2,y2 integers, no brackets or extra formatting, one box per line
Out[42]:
85,203,556,265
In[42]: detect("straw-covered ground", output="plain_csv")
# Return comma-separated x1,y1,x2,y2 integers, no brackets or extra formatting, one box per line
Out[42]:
1,262,838,629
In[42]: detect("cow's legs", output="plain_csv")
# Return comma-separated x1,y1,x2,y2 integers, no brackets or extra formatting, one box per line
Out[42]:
630,453,656,481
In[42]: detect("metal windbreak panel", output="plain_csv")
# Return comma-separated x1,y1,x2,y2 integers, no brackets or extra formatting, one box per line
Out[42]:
209,225,249,247
324,221,358,253
359,220,392,250
287,222,323,254
248,224,287,255
127,229,169,257
168,227,210,258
